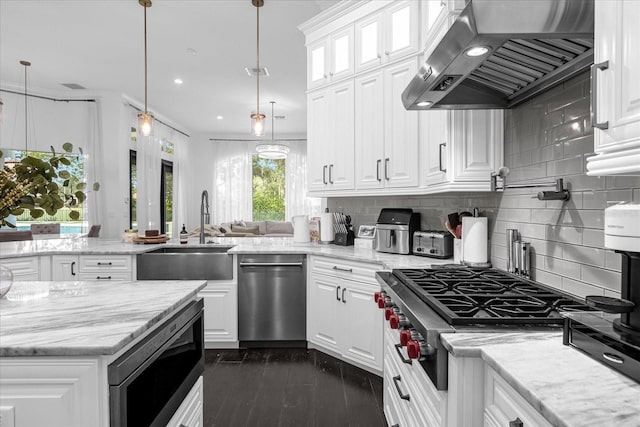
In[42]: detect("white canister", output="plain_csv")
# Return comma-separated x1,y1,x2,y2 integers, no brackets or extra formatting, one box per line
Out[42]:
292,215,310,243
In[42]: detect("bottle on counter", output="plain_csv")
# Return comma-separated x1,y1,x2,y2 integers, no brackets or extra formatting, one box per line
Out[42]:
180,224,188,244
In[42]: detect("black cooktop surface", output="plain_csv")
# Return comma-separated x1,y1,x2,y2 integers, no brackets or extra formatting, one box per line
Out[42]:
392,268,593,325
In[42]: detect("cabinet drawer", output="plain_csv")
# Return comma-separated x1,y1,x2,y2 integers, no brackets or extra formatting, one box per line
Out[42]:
78,272,132,281
310,255,381,284
79,255,132,272
484,366,552,427
0,257,40,280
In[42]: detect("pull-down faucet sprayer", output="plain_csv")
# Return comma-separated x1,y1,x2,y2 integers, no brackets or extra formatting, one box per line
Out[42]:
200,190,210,244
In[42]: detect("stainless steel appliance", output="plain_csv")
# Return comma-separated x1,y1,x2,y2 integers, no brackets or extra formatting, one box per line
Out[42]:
564,204,640,383
238,254,306,347
402,0,594,110
413,230,453,259
374,208,420,255
109,299,204,427
375,267,594,390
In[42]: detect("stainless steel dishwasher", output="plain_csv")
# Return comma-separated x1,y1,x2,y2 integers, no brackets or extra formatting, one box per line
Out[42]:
238,254,306,347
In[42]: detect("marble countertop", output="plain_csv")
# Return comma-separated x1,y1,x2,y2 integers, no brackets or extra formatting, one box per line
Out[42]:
0,236,453,269
441,332,640,426
0,280,206,357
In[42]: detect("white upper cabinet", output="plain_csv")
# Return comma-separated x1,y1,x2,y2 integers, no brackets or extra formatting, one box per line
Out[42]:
587,0,640,175
308,26,354,89
355,1,419,73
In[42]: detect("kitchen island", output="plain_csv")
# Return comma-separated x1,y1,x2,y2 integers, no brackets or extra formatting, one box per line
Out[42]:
0,279,207,427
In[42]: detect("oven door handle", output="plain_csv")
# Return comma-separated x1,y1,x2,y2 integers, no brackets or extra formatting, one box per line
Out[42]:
394,343,412,365
392,375,410,401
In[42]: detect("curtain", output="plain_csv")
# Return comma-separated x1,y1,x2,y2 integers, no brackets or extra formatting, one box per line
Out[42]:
84,101,103,232
211,139,319,224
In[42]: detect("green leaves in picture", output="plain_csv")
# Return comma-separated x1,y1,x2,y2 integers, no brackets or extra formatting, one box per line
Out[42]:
0,143,99,228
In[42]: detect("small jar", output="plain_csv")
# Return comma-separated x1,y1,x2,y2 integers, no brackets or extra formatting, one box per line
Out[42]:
122,229,138,243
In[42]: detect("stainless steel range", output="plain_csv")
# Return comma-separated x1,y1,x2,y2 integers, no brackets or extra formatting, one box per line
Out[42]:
375,267,594,390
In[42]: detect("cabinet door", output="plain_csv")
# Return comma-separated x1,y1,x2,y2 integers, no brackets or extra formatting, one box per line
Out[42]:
341,280,383,371
330,26,354,81
201,284,237,344
0,257,40,280
588,0,640,175
385,1,419,62
384,59,419,188
355,70,385,189
307,273,341,353
421,110,450,186
308,38,329,89
307,89,330,192
355,12,384,72
327,81,355,191
51,255,79,281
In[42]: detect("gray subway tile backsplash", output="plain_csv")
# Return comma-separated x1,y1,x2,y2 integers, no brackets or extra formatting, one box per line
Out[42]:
328,71,637,299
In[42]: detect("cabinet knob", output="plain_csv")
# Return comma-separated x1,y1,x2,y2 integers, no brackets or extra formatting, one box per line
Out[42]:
509,417,524,427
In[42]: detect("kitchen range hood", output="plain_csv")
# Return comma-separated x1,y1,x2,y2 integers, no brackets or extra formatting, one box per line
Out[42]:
402,0,594,110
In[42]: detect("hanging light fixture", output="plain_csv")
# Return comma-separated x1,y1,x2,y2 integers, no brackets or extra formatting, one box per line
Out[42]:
250,0,265,136
138,0,154,137
20,60,31,151
256,101,289,159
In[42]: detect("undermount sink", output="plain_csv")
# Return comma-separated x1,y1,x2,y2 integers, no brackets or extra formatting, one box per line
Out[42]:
136,245,235,280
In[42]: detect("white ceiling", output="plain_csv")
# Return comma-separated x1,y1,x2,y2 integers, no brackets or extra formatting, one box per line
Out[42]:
0,0,340,138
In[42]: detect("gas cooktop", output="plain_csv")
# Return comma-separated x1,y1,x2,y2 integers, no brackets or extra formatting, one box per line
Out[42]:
392,267,593,326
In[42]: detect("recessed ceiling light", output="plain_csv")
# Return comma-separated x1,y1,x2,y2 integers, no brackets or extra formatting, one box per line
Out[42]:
416,101,432,107
216,116,223,120
174,78,183,85
465,46,490,57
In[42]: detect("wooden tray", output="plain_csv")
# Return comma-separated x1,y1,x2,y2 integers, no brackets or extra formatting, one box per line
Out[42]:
132,235,169,244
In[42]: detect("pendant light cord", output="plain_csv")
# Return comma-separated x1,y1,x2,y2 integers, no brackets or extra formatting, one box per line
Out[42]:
20,60,31,152
256,3,260,116
144,2,148,114
271,101,274,141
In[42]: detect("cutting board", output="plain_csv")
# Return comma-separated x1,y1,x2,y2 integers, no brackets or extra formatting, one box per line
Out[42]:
132,235,169,244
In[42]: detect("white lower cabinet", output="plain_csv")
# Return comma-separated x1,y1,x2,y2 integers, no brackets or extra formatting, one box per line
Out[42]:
167,376,203,427
307,256,383,373
77,255,133,281
0,256,45,280
484,366,551,427
200,283,238,346
51,255,80,280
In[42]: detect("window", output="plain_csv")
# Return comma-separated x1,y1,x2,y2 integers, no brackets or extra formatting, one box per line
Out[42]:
1,148,86,234
129,150,137,230
252,155,285,221
160,160,173,237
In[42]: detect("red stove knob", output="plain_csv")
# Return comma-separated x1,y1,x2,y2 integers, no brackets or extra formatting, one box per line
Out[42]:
385,307,396,320
389,314,407,329
378,296,391,309
400,329,412,346
374,292,382,303
407,340,421,359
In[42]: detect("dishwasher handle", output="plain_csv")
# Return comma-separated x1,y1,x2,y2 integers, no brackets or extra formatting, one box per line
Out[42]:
239,262,304,268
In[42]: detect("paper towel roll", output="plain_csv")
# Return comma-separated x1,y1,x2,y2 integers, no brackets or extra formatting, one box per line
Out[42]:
462,217,488,265
320,212,335,243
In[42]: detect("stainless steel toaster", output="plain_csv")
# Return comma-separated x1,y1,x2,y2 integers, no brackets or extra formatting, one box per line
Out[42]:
413,231,453,259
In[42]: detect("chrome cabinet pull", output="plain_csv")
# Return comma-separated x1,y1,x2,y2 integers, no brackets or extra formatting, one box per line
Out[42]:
71,261,76,276
385,158,390,180
509,417,524,427
323,165,327,184
336,286,341,301
392,375,410,401
439,142,447,173
329,164,334,184
603,352,624,364
341,287,346,303
332,266,352,273
376,159,382,181
394,344,412,365
591,61,609,130
239,262,303,267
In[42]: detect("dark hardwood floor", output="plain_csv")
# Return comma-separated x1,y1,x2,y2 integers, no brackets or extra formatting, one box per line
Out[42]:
202,348,387,427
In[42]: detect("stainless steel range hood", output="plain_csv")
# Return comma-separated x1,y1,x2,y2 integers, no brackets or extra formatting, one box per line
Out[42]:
402,0,594,110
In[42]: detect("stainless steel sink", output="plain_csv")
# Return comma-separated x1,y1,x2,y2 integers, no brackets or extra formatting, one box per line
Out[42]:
136,246,234,280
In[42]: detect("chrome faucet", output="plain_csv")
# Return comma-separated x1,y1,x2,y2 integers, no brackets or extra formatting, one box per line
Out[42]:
200,190,210,244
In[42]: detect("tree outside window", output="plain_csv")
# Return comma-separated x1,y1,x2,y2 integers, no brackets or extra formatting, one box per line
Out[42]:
252,156,285,221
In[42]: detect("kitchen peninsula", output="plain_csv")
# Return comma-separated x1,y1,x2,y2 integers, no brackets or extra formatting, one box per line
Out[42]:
0,279,206,427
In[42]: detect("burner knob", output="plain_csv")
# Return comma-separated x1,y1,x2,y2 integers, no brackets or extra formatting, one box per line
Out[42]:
389,314,407,329
377,296,391,309
407,339,436,360
399,329,417,346
407,340,421,359
385,307,398,321
374,291,384,303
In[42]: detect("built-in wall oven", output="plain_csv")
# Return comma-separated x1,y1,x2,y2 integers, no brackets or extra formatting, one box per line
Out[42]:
108,298,204,427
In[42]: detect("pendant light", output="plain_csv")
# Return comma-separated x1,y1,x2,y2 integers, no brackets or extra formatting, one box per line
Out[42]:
256,101,289,159
138,0,154,137
250,0,265,136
